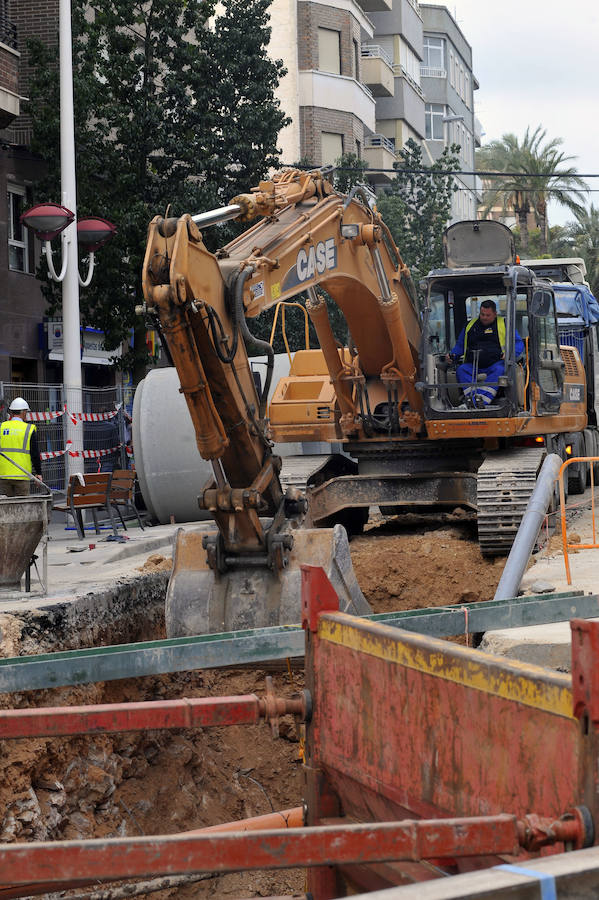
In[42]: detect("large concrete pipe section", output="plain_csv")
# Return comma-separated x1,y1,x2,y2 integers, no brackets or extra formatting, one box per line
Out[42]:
133,357,309,524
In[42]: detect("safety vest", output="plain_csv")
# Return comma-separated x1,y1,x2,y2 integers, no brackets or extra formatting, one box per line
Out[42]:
464,315,506,358
0,417,35,480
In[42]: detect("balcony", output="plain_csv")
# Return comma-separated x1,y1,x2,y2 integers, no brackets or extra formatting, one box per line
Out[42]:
361,45,394,97
363,134,396,183
420,66,447,79
405,0,422,17
392,64,424,99
299,71,376,131
0,13,17,50
355,0,392,13
0,15,20,130
474,116,483,147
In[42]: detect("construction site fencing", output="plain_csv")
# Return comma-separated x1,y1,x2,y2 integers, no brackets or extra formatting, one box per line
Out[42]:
559,455,599,583
0,382,129,494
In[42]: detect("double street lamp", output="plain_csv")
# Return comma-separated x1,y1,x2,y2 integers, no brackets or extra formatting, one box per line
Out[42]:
20,203,116,286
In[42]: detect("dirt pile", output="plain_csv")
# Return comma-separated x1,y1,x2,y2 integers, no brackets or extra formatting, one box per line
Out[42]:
350,521,503,612
137,553,173,574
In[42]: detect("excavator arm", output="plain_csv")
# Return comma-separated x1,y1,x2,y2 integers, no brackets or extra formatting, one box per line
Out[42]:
140,168,421,634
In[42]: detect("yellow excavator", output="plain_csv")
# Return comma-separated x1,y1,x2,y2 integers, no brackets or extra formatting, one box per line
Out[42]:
141,168,589,636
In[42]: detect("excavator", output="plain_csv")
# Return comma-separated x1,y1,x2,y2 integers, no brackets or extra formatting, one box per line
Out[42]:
141,168,589,636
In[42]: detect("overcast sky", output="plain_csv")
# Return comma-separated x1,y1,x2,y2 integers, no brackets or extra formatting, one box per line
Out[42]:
426,0,599,226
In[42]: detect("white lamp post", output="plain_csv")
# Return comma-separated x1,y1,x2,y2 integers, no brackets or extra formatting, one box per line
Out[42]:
20,0,116,493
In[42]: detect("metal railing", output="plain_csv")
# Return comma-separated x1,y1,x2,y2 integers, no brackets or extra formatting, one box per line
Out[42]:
405,0,422,18
420,66,446,79
0,13,17,50
361,43,393,68
365,133,396,155
559,455,599,583
0,382,128,493
392,64,424,98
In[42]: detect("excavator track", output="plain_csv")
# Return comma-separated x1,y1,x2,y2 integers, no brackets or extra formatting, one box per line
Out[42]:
477,448,546,557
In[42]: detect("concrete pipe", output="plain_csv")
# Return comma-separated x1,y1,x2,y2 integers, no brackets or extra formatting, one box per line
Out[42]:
132,357,323,525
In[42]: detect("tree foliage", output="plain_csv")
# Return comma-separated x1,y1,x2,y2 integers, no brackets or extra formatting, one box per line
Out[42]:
476,126,587,254
376,139,460,292
26,0,288,380
331,151,369,194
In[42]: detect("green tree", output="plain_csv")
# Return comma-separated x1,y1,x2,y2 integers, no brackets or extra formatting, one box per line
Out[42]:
332,151,369,194
377,139,460,291
562,205,599,297
477,126,587,254
26,0,288,382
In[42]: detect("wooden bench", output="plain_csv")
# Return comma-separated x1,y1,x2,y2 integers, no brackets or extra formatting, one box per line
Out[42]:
109,469,145,531
54,473,118,540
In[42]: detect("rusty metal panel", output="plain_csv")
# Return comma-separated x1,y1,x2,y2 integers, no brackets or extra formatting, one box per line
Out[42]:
0,819,520,887
309,611,580,824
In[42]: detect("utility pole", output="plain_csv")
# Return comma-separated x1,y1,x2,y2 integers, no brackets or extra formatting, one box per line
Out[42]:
59,0,83,477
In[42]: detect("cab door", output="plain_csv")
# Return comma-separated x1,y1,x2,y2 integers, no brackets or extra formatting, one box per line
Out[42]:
530,288,564,414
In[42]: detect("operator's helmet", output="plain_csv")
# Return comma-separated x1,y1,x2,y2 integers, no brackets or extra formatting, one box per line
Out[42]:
9,397,30,411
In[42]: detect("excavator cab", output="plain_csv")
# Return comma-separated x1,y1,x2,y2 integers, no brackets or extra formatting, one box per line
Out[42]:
420,221,565,420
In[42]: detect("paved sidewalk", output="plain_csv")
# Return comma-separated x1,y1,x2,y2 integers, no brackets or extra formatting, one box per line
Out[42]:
0,513,210,614
482,485,599,669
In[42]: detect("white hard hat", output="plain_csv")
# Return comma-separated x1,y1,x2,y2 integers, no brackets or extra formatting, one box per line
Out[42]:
9,397,30,411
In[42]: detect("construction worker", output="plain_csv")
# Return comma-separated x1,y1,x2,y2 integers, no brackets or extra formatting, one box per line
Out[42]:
448,299,524,408
0,398,43,496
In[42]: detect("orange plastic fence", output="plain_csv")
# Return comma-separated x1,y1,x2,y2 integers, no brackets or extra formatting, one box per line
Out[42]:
559,456,599,584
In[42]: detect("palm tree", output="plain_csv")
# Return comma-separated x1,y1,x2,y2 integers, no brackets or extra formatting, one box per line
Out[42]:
476,127,587,254
477,132,533,250
567,205,599,296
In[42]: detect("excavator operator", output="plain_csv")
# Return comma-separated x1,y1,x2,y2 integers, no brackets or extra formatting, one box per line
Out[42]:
447,299,524,408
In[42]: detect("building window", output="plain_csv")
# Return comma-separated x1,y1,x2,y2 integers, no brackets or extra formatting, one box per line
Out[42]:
353,38,359,79
7,186,29,274
459,64,464,99
449,50,454,86
318,28,341,75
321,132,343,165
425,103,444,141
423,36,444,70
355,138,361,159
464,72,470,108
401,38,421,85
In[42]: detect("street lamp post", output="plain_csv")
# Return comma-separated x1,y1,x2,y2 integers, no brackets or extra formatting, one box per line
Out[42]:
20,0,115,495
59,0,83,480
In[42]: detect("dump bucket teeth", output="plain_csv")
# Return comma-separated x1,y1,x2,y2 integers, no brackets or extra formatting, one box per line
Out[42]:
165,524,371,637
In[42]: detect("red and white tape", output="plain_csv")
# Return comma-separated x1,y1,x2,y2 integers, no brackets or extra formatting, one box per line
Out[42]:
41,442,123,461
26,408,119,423
26,409,65,422
68,444,122,459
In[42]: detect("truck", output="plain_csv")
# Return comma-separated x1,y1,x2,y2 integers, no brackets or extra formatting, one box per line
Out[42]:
521,256,599,494
140,169,593,635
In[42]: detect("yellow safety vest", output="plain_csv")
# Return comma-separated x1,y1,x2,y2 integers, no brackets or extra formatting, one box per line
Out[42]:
0,417,35,480
464,315,506,357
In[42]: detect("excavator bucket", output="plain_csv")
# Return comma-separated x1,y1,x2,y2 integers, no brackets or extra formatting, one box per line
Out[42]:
165,524,371,637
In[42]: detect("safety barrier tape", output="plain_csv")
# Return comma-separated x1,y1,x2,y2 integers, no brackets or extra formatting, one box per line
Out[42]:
40,442,124,461
25,406,120,423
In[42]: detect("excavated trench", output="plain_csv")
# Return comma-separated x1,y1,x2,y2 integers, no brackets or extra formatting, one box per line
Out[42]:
0,518,506,899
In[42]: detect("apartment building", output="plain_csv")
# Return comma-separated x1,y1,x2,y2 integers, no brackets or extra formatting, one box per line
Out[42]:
365,0,425,182
420,3,481,222
0,0,51,384
272,0,381,168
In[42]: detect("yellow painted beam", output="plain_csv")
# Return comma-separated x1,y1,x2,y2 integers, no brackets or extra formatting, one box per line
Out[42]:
318,613,574,720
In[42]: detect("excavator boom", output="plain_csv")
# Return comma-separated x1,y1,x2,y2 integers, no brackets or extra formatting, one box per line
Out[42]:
140,169,419,634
